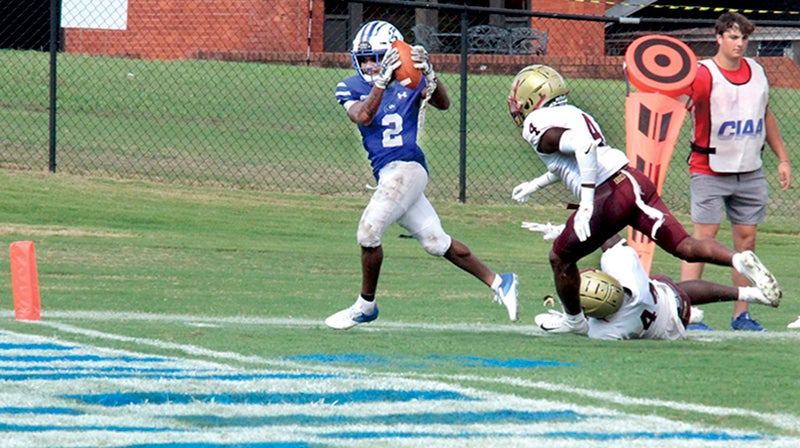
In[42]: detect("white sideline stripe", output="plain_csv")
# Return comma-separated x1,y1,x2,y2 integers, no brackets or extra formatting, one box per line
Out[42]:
5,310,800,340
14,310,538,335
26,314,800,434
30,320,345,374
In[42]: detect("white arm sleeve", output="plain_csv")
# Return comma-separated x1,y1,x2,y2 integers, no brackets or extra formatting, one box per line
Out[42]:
534,171,561,188
559,129,598,188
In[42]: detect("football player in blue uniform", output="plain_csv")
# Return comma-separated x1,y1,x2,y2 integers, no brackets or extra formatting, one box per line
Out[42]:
326,21,518,330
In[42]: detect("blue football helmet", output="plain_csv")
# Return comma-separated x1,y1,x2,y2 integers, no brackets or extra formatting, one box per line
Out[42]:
350,20,404,83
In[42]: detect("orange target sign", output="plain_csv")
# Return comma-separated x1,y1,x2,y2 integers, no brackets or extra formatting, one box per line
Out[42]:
624,35,697,98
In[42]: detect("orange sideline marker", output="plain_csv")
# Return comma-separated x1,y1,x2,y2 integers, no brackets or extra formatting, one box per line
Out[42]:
625,92,687,274
624,34,696,274
624,34,697,97
10,240,41,321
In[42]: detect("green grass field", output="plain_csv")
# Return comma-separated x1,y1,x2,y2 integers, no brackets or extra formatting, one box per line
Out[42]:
1,168,798,445
2,48,799,445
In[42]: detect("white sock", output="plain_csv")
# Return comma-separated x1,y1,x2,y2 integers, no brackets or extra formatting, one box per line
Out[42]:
738,286,762,303
564,312,585,326
490,274,502,292
356,295,375,312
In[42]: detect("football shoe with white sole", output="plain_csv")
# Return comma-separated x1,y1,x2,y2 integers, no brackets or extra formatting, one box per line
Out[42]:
738,286,779,308
732,251,781,305
325,301,379,330
534,309,589,335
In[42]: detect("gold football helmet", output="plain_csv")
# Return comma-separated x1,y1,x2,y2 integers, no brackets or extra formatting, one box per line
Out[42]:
507,64,569,127
579,269,625,318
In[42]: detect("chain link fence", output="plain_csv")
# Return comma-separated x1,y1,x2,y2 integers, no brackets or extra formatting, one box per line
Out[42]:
1,0,798,219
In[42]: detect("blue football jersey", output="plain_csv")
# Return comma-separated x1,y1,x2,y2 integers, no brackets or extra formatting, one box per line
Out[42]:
335,75,429,180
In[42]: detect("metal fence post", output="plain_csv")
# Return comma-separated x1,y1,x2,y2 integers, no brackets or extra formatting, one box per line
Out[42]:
458,9,468,203
48,0,59,173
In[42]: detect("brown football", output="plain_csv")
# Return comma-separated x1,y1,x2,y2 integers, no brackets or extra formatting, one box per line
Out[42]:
391,40,422,89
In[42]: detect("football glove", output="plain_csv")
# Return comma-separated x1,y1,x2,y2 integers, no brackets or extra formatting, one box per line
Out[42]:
373,47,401,90
411,45,437,96
689,306,705,324
573,186,594,242
511,172,559,202
521,221,565,241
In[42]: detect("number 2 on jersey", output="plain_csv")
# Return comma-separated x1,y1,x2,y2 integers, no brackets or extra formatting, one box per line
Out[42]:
382,113,403,148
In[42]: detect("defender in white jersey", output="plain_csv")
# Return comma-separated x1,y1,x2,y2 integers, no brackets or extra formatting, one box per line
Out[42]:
531,232,776,340
507,64,782,335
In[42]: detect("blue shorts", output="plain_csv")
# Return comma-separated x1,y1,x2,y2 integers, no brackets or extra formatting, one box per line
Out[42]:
689,168,768,225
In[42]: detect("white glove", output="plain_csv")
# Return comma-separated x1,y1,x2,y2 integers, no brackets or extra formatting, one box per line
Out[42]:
689,306,705,324
511,172,559,203
573,186,595,242
521,221,565,241
411,45,437,96
512,181,541,203
373,47,401,90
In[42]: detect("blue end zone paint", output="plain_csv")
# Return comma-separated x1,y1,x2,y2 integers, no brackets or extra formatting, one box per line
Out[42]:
123,443,315,448
438,355,576,368
0,330,783,446
0,354,166,362
542,431,764,441
0,423,182,432
0,371,339,381
0,407,83,415
175,409,585,428
64,389,475,407
318,431,765,441
0,343,73,351
289,353,575,369
288,353,388,365
1,365,185,373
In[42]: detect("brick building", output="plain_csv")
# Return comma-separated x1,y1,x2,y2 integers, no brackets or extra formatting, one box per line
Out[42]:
61,0,800,88
62,1,602,61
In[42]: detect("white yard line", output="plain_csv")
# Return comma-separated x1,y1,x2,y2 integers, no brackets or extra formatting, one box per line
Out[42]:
6,310,800,341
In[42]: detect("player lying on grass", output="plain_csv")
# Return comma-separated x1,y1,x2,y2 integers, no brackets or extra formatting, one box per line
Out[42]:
507,64,782,335
525,223,779,340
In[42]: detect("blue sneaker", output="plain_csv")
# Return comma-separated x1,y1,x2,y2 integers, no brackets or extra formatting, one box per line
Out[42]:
494,273,519,321
687,322,713,331
325,302,379,330
731,311,765,331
